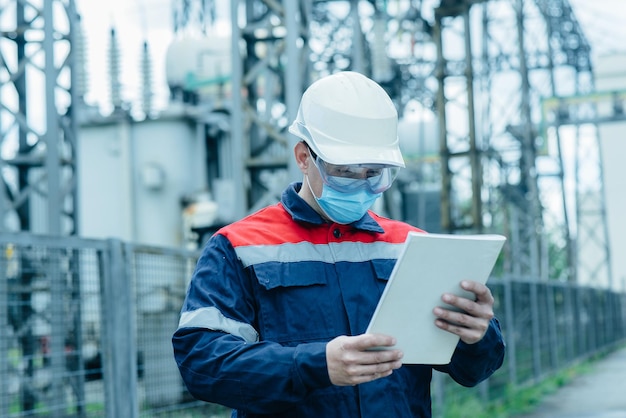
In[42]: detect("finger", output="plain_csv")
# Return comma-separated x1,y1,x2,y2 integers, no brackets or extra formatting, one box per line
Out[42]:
347,358,403,378
441,294,494,319
362,348,404,365
435,296,494,325
434,307,486,329
441,293,478,315
460,280,494,304
434,318,486,344
441,288,494,317
334,336,403,365
343,333,398,351
433,307,491,344
340,347,403,370
327,336,404,386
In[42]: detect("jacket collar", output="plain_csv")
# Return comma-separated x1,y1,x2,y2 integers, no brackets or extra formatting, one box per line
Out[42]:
281,182,385,234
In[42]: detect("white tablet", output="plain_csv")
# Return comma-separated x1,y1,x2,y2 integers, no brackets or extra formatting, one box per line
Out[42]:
365,231,506,364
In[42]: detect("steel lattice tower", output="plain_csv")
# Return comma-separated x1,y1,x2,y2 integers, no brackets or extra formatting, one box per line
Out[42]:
0,0,81,236
0,2,83,415
181,0,612,285
433,0,612,285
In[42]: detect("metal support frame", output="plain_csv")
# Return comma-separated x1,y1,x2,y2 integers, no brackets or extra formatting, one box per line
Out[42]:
101,239,139,418
227,0,430,215
227,0,312,217
223,0,612,285
434,2,483,233
542,90,621,287
0,0,80,236
166,0,611,285
432,0,605,282
0,4,82,416
228,0,381,215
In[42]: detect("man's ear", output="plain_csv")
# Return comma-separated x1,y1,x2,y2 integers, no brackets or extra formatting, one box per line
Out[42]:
294,141,310,172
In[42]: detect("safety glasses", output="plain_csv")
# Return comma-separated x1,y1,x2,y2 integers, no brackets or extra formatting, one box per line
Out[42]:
310,154,399,194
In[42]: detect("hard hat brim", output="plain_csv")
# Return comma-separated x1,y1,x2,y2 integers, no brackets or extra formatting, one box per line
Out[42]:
289,121,406,167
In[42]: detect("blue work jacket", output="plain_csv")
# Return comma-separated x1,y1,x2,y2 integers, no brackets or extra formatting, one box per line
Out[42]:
173,182,505,417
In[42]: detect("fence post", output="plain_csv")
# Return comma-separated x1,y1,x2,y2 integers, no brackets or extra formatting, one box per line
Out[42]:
100,239,138,418
563,283,575,362
575,287,585,356
545,284,559,371
432,371,445,417
49,248,67,417
620,292,625,338
0,248,8,418
503,278,517,385
529,282,542,379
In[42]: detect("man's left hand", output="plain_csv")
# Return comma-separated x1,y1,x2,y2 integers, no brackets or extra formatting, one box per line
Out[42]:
432,280,494,345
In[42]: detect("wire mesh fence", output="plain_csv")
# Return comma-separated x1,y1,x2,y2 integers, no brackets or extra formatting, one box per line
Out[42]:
0,235,105,417
1,233,625,417
432,278,626,416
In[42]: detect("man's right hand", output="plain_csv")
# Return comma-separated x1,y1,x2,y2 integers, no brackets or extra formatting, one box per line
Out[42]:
326,334,403,386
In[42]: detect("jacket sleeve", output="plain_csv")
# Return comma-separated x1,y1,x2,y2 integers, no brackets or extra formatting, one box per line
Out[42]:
434,318,505,387
172,234,332,414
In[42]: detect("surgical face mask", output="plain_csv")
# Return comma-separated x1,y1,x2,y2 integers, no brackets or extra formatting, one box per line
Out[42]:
305,150,388,223
321,186,381,224
307,177,381,224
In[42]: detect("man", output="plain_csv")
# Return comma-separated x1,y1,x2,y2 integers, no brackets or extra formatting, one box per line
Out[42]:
173,71,505,417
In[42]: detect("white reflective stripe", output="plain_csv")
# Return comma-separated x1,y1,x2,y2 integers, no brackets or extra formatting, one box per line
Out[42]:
177,306,259,343
234,241,403,267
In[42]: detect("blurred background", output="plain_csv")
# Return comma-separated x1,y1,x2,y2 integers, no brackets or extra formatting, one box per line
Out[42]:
1,0,625,417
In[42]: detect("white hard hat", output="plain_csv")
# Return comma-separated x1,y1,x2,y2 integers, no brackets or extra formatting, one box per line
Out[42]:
289,71,405,167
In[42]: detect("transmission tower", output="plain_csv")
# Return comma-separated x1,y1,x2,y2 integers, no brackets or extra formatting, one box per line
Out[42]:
172,0,215,35
0,0,81,236
0,2,84,415
214,0,611,284
226,0,416,219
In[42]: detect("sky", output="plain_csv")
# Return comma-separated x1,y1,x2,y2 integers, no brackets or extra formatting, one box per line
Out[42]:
76,0,626,115
568,0,626,58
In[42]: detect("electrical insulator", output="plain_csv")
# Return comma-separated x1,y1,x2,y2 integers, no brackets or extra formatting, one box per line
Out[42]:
108,28,122,110
141,41,153,118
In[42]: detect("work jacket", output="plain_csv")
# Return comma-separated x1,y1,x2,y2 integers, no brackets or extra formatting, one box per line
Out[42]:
173,182,505,418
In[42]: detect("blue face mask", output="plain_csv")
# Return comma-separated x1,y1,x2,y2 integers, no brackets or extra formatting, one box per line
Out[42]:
309,180,381,224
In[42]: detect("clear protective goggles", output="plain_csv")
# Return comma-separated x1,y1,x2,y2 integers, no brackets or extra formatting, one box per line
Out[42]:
310,153,399,194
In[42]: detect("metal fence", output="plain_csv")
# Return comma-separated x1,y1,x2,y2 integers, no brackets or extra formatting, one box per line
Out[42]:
0,233,217,418
1,233,625,418
432,278,626,416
